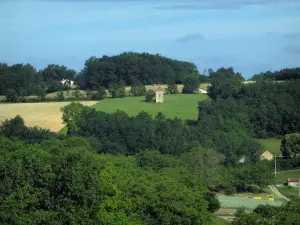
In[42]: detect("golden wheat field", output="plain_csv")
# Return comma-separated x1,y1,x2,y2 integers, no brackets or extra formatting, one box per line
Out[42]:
0,101,97,132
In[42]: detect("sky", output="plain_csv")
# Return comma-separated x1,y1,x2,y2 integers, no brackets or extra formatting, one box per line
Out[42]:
0,0,300,78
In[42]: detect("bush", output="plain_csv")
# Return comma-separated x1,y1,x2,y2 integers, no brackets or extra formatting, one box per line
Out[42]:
203,192,221,213
166,83,178,94
145,90,155,102
108,82,125,98
182,76,200,93
56,91,65,101
5,89,19,102
92,87,106,100
131,84,146,96
72,89,85,100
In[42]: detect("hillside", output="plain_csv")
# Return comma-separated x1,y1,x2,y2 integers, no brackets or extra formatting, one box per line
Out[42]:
76,52,200,89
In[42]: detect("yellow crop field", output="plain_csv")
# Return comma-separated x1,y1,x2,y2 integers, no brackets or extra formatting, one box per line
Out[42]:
0,101,97,132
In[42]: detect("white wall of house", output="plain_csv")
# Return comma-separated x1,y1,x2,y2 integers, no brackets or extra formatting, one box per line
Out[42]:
156,91,164,103
288,182,299,187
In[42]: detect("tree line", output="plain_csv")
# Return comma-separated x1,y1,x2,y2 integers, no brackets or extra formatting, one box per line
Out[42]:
202,70,300,138
250,67,300,81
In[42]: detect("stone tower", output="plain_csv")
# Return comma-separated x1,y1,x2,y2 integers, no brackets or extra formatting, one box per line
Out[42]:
156,86,164,103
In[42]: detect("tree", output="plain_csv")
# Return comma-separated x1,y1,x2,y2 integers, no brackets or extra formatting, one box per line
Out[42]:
36,85,46,100
0,115,26,137
56,91,65,101
131,83,146,96
61,102,86,135
182,76,200,93
281,133,300,159
166,82,178,94
108,82,125,98
72,89,84,100
203,192,220,213
92,86,106,100
5,88,19,102
145,90,155,102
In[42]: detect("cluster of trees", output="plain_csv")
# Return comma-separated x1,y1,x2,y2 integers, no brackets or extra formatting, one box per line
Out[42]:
0,63,76,99
250,67,300,81
61,103,259,165
201,69,300,138
76,52,199,89
61,102,274,193
233,199,300,224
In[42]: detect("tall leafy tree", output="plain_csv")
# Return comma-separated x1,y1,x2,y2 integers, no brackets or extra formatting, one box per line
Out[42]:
281,133,300,159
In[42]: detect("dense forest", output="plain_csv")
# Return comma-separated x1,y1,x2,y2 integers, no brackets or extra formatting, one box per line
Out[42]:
76,52,200,89
203,75,300,138
250,67,300,81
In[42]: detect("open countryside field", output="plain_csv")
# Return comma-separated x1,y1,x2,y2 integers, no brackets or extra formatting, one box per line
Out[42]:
275,169,300,184
210,215,231,224
92,94,208,121
0,101,97,132
258,138,282,155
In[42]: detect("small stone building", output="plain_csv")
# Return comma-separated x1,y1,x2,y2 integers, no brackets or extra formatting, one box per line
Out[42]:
260,151,274,161
156,86,164,103
288,178,300,187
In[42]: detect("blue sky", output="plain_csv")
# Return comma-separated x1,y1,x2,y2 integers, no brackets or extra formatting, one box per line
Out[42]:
0,0,300,78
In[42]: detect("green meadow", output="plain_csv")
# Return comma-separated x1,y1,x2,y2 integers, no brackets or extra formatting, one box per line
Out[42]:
92,94,209,121
275,169,300,184
277,186,300,199
258,138,282,155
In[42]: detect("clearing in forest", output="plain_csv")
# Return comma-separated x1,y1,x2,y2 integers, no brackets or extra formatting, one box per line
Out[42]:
92,94,209,121
258,138,282,155
0,101,97,132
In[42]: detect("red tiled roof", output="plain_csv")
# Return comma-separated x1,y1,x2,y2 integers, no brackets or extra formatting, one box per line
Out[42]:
156,86,164,92
288,178,300,182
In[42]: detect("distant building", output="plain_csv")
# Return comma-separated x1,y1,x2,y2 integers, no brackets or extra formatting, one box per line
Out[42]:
260,151,274,161
199,89,208,94
238,156,246,163
156,86,164,103
60,79,76,88
288,178,300,187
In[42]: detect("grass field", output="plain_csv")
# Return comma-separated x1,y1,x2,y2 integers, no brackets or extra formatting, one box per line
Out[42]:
217,195,282,210
258,138,282,155
275,169,300,184
0,101,97,132
92,94,208,121
210,215,231,225
277,186,299,199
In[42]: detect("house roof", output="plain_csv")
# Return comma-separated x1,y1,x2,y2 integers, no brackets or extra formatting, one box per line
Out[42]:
288,178,300,182
156,86,164,92
260,151,273,159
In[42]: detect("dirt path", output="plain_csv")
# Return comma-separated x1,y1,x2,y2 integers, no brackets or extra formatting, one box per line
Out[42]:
268,185,290,201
